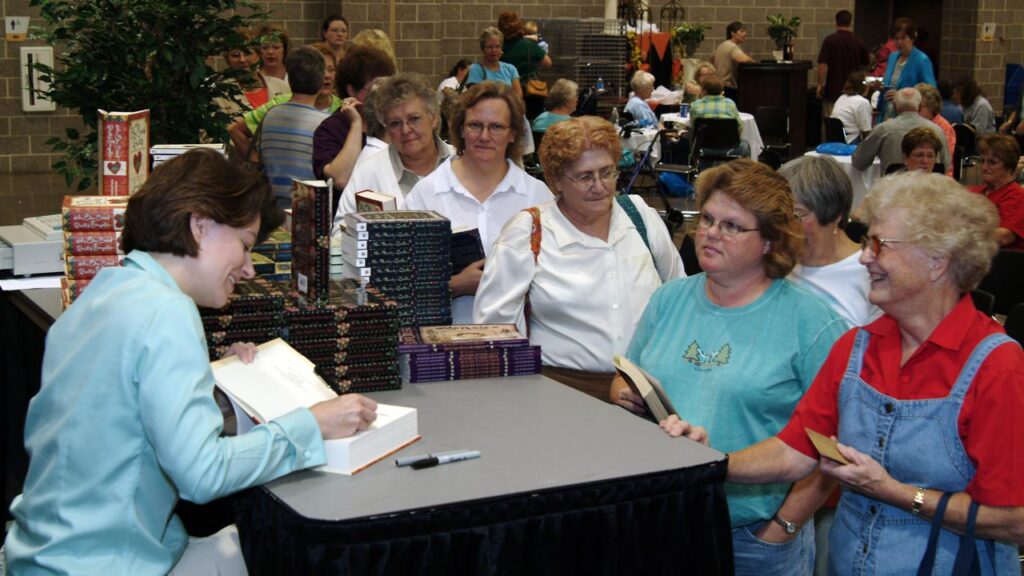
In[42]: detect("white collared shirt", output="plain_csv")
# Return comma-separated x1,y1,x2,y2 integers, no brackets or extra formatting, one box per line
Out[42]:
404,156,554,323
473,196,685,372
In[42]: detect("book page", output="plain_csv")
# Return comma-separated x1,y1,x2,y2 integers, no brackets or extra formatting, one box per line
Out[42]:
212,339,336,423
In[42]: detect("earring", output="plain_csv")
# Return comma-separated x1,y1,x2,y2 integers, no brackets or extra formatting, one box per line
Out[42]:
763,242,771,254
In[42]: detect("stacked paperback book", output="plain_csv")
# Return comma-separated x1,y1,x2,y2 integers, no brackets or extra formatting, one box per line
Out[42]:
252,227,291,282
150,143,226,169
61,196,129,306
292,180,332,303
398,324,541,383
342,211,452,327
200,278,401,394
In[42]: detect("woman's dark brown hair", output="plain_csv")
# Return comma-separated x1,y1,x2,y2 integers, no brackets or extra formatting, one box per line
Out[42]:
123,149,284,257
335,45,397,96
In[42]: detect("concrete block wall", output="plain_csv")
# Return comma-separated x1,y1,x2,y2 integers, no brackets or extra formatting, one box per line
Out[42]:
0,0,1020,175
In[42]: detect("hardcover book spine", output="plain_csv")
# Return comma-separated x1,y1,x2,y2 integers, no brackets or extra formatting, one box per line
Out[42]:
63,231,124,256
62,196,129,231
64,254,124,279
98,110,150,196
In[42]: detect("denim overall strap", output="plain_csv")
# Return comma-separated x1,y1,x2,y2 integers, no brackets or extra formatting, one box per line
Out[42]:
944,333,1015,406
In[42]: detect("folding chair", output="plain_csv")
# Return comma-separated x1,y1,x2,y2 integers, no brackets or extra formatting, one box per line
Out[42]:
824,117,847,143
754,106,791,159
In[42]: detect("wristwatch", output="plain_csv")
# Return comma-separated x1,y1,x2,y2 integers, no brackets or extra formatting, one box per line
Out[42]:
772,514,798,534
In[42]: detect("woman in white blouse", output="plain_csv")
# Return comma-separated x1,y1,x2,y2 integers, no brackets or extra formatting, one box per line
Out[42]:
473,116,684,400
830,71,872,144
405,81,553,324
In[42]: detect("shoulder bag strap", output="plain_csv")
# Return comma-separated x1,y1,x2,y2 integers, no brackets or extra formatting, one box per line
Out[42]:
917,491,954,576
615,195,653,256
522,207,542,337
951,499,981,576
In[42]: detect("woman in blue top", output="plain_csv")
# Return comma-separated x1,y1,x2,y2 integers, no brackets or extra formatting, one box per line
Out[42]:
4,150,378,575
611,159,846,576
878,18,936,122
466,26,522,99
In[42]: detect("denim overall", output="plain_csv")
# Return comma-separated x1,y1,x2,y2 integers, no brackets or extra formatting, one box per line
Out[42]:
828,330,1019,575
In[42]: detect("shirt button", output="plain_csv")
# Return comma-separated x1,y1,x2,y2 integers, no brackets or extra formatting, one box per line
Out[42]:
304,450,312,459
612,303,620,309
884,403,894,414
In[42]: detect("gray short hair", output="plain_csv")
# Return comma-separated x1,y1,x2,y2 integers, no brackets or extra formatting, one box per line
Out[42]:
860,172,999,292
778,155,853,228
630,71,655,94
285,46,326,95
915,83,942,116
361,77,389,139
479,26,503,50
373,73,441,126
545,79,578,110
894,87,922,112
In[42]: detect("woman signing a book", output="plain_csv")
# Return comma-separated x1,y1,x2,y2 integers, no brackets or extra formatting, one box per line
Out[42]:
473,116,684,401
719,173,1024,574
611,159,846,575
4,149,378,575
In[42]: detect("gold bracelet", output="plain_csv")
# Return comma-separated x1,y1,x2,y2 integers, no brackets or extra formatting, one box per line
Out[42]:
912,486,926,516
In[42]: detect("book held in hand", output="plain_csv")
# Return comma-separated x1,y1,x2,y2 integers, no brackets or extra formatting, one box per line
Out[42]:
613,355,677,423
211,338,419,475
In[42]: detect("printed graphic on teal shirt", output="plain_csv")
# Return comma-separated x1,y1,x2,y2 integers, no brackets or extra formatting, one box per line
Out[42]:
682,341,731,369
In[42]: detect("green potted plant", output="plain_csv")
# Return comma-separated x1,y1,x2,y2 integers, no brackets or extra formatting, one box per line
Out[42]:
672,22,710,59
29,0,268,190
766,14,801,51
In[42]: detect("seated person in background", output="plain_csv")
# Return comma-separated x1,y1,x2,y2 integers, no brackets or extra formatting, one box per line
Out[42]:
3,150,378,575
724,172,1024,575
683,61,717,103
782,155,881,327
258,46,331,208
830,71,872,144
624,70,658,127
937,79,964,124
690,74,742,134
853,87,947,174
404,81,553,323
439,59,471,94
612,159,846,575
333,73,454,224
474,116,683,401
969,134,1024,250
915,82,955,176
312,46,397,202
227,43,342,160
899,127,942,174
954,76,996,135
998,90,1024,150
531,79,578,133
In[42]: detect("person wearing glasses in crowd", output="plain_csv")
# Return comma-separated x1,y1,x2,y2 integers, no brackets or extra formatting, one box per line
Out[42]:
474,116,683,400
722,171,1024,575
899,127,943,174
332,73,454,224
611,159,845,575
404,81,552,324
320,14,349,63
969,134,1024,250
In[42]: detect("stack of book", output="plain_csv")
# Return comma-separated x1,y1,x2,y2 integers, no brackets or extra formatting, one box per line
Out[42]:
199,278,285,360
342,211,452,327
284,279,401,394
61,196,129,306
292,180,332,304
398,324,542,383
150,143,226,169
252,227,292,282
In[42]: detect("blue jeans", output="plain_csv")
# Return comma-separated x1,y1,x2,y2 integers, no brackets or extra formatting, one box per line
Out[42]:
733,519,815,576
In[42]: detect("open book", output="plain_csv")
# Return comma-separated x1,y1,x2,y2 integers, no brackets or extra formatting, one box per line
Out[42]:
613,355,677,423
211,339,419,475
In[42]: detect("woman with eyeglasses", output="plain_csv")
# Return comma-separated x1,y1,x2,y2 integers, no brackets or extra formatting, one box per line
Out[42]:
969,134,1024,250
474,116,683,400
404,81,553,324
611,158,845,575
877,17,936,122
331,73,454,225
723,171,1024,575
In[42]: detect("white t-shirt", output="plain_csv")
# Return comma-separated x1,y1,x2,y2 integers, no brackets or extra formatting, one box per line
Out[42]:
438,76,460,92
789,250,882,327
404,157,554,323
830,94,873,144
474,196,685,372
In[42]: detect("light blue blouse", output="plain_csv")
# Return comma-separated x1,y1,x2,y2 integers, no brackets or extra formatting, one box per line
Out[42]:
5,250,326,574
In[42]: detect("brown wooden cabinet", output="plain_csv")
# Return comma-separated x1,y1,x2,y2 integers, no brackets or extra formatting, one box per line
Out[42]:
736,61,813,160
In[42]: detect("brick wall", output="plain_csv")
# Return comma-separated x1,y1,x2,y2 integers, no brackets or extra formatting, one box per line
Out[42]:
0,0,1020,175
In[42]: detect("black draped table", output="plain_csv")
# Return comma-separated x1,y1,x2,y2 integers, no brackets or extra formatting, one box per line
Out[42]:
237,375,733,575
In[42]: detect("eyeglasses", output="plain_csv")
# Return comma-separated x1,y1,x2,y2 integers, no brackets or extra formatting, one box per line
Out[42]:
793,208,811,220
859,234,907,256
564,168,619,190
464,121,509,136
980,157,1004,166
385,114,426,133
698,211,759,236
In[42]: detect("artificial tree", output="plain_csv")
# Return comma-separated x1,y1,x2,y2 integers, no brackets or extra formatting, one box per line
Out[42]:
30,0,267,190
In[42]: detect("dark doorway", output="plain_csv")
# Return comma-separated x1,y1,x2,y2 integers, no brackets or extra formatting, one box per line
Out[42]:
854,0,943,77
